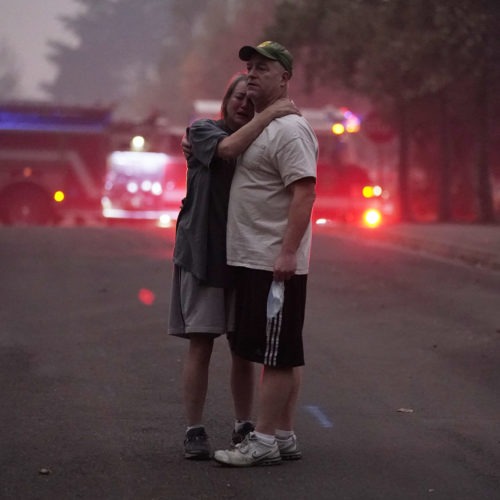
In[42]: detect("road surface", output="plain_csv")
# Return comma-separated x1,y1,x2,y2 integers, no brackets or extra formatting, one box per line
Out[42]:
1,225,499,499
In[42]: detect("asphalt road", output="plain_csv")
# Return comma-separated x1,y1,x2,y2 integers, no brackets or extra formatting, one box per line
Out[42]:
1,225,499,500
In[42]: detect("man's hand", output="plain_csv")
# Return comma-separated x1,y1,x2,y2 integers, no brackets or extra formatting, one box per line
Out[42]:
273,250,297,281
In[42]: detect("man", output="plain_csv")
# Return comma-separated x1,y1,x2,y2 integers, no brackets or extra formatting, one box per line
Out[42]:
214,41,318,467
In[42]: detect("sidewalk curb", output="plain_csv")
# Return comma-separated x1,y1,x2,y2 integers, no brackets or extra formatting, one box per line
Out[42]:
320,223,500,272
368,230,500,272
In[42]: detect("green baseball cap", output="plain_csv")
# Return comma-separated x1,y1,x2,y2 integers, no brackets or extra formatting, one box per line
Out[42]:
239,41,293,76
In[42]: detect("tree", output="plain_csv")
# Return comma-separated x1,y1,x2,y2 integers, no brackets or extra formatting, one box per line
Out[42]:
44,0,190,112
268,0,499,222
472,0,499,223
157,0,281,123
0,39,20,99
44,0,220,123
44,0,331,125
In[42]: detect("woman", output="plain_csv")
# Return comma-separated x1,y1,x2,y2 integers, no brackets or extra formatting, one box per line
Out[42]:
168,73,298,459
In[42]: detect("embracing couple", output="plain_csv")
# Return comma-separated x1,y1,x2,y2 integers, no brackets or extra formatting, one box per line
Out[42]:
168,41,318,467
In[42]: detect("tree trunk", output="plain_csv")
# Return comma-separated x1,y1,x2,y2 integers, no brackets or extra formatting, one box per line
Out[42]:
475,64,495,223
437,91,453,221
397,100,411,222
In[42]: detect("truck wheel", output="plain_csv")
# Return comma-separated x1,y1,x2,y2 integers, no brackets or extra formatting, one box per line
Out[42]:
1,186,55,226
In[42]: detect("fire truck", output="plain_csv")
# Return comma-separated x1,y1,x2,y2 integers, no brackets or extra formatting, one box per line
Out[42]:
191,100,394,227
101,150,186,227
0,102,112,225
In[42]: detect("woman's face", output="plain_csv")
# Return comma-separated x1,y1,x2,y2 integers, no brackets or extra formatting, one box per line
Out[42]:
225,80,254,131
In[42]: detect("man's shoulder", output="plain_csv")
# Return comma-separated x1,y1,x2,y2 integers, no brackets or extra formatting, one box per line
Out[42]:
269,114,317,143
273,113,314,130
274,113,302,124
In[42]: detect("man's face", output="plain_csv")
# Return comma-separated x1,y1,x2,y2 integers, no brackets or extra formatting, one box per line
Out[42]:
245,54,288,109
225,80,254,131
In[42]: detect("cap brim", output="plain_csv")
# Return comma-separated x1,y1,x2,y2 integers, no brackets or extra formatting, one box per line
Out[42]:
239,46,259,61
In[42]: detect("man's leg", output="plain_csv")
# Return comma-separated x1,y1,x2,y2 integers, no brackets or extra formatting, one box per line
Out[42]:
275,366,303,460
277,366,302,430
213,365,289,466
255,366,294,435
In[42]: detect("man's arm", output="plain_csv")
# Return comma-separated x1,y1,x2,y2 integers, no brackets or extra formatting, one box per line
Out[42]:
273,177,316,281
217,99,299,159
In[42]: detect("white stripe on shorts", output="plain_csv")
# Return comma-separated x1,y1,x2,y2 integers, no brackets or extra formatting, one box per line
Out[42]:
264,310,283,366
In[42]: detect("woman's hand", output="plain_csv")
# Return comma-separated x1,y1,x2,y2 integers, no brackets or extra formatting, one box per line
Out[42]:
265,98,301,120
181,133,192,159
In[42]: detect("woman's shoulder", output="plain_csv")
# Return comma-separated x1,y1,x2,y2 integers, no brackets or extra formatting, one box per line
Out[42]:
190,118,225,130
189,118,228,139
190,118,216,130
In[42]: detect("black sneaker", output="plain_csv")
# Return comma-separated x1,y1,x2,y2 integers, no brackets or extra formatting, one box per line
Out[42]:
231,421,255,446
184,427,211,460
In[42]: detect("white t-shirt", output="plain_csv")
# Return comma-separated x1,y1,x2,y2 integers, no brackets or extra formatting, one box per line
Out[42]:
227,114,318,274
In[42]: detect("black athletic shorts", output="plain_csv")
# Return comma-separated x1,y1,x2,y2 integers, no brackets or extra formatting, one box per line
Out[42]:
228,267,307,368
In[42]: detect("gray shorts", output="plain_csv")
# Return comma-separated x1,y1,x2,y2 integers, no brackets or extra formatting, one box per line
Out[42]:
168,264,235,338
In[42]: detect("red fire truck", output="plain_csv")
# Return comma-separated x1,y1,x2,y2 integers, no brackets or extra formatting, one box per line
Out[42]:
0,102,112,225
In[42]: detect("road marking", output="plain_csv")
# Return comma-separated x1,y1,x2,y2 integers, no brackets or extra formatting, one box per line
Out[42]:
304,405,333,428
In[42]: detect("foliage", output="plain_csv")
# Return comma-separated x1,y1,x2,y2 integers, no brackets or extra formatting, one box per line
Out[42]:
155,0,280,123
0,40,20,99
41,0,499,221
270,0,498,101
44,0,197,114
44,0,277,123
268,0,499,221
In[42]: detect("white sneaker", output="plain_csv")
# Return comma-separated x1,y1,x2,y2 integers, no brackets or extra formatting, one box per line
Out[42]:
214,432,282,467
276,434,302,460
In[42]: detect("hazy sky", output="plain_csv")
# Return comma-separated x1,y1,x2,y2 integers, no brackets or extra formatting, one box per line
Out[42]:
0,0,80,99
